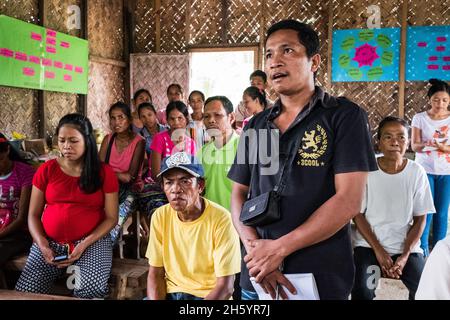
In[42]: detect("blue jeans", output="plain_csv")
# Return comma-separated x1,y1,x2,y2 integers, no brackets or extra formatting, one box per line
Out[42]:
241,288,259,300
166,292,203,300
420,174,450,256
351,247,425,300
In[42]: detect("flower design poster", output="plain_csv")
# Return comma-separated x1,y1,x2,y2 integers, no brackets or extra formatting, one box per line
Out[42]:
0,15,88,94
406,26,450,81
332,28,400,82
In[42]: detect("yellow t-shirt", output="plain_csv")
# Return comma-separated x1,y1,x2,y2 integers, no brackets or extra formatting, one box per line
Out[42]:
146,198,241,298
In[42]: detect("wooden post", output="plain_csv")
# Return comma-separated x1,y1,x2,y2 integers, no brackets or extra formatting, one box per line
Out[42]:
38,0,47,140
78,0,88,116
155,0,161,52
326,1,333,92
220,0,228,44
123,0,134,104
398,0,408,119
258,0,266,70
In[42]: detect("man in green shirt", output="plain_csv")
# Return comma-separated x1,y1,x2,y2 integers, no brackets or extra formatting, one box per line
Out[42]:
198,96,238,211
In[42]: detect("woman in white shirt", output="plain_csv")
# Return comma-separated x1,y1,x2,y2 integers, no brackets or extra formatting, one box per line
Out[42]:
411,79,450,257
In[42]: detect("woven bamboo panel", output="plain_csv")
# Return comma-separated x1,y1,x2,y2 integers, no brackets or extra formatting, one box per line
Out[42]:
88,0,124,60
43,92,78,140
87,61,125,133
330,82,400,141
188,0,223,46
0,87,39,138
130,53,189,112
0,0,39,138
404,0,450,124
134,0,156,53
332,0,401,29
0,0,38,23
226,0,261,44
160,0,186,53
44,0,81,37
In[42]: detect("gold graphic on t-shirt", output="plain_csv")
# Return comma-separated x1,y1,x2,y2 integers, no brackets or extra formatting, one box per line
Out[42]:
298,124,328,167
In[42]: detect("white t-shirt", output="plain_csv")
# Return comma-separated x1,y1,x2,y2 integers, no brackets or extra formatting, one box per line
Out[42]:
416,235,450,300
353,159,436,255
411,111,450,175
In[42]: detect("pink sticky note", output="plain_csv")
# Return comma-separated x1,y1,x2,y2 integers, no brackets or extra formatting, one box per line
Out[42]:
437,37,447,42
75,66,83,73
31,32,42,41
29,55,40,64
64,74,72,82
42,58,52,66
54,61,63,68
64,64,73,71
60,41,70,48
436,46,446,52
46,29,56,37
46,46,56,54
444,56,450,62
417,42,427,47
0,48,13,58
14,52,27,61
45,71,55,79
429,56,438,61
443,65,450,71
428,65,439,70
23,67,35,76
46,37,56,45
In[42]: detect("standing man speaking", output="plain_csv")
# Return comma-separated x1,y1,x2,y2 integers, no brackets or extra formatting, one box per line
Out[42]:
228,20,378,300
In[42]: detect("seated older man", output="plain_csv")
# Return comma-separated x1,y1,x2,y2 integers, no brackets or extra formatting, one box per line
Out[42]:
145,152,241,300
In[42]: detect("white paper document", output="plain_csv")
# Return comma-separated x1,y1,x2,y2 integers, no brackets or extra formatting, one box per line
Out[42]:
250,273,320,300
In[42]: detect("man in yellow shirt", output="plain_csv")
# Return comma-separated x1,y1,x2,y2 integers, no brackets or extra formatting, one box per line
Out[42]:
146,152,241,300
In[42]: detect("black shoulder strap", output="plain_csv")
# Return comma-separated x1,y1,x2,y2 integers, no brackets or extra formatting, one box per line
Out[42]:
104,133,116,164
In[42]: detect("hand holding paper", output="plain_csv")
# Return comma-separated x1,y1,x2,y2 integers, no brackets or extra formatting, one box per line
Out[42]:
244,239,286,282
251,273,320,300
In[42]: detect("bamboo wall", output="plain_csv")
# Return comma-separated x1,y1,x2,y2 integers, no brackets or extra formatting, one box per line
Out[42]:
133,0,450,138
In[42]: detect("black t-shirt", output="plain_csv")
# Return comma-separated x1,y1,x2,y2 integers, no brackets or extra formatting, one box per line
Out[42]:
228,86,378,299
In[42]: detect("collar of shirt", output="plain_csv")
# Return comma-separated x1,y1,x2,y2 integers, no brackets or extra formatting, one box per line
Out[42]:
266,86,338,131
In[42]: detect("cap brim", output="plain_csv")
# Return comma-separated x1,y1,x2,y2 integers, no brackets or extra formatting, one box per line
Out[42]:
157,165,201,178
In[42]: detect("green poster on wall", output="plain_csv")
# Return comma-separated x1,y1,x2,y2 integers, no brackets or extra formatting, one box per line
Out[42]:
0,15,88,94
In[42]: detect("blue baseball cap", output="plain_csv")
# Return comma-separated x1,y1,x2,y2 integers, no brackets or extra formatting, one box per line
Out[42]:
158,152,204,178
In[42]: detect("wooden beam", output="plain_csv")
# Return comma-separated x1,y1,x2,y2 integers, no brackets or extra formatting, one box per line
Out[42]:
155,0,161,52
188,43,260,51
90,55,127,68
123,0,133,104
398,0,408,119
326,0,333,92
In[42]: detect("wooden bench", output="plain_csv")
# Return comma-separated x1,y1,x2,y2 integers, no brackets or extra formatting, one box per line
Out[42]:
0,289,82,300
1,255,148,300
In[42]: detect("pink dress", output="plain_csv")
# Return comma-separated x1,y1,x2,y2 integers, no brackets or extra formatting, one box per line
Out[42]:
107,133,144,191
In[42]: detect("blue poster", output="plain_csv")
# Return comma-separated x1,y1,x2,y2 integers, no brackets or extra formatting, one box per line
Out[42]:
406,26,450,81
332,28,400,82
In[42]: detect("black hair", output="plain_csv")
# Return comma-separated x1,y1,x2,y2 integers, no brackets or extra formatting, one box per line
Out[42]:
427,78,450,98
250,70,267,83
266,19,320,59
133,88,152,102
204,96,234,115
377,116,409,140
0,132,25,162
167,83,184,95
165,101,190,122
109,101,132,121
56,113,102,194
243,86,267,109
137,102,157,116
188,90,205,102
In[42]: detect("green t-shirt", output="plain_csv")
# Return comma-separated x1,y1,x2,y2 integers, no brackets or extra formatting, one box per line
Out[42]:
197,133,239,211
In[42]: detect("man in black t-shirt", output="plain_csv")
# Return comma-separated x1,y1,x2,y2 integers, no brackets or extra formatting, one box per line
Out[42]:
228,20,378,300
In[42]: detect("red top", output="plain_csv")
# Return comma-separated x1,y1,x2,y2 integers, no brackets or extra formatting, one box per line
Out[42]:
33,159,119,244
